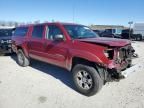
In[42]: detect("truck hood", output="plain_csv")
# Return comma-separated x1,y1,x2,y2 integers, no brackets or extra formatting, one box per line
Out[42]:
77,37,131,47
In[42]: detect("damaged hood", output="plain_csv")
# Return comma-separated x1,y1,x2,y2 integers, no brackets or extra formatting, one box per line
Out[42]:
77,37,131,47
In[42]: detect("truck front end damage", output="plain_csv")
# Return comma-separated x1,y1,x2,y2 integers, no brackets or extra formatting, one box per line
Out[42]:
78,37,135,81
106,45,135,80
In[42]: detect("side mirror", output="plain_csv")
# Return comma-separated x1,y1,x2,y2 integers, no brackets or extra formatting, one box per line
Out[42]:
54,34,64,41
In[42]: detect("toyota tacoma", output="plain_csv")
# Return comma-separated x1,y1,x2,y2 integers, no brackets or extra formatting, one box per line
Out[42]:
12,22,134,96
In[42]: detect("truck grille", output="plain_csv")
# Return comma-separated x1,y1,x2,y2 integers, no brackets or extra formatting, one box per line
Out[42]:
119,45,133,60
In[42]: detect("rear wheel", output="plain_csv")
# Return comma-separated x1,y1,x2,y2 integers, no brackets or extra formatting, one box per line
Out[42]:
17,49,30,67
72,64,103,96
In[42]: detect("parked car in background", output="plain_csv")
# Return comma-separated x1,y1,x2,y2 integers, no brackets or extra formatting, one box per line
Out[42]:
121,29,143,41
0,27,15,55
93,30,104,36
121,29,133,39
97,29,122,38
12,22,134,96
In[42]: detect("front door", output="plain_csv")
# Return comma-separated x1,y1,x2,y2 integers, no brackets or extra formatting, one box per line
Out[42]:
43,24,68,68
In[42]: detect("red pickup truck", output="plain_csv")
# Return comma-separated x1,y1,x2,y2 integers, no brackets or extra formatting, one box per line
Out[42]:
12,22,134,96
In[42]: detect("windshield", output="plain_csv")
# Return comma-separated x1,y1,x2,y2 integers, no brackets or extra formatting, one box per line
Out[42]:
0,29,13,37
64,25,99,39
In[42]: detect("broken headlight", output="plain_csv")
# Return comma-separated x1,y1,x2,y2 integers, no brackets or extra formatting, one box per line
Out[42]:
104,49,114,60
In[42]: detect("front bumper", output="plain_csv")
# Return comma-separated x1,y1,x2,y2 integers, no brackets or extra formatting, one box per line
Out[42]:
101,60,132,81
107,59,131,72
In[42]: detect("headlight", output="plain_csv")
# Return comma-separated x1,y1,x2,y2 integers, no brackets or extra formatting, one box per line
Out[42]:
104,49,114,60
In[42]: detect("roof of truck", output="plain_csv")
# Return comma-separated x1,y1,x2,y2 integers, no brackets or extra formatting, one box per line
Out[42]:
17,22,81,27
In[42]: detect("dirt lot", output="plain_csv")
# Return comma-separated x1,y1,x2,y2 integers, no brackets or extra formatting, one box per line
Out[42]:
0,41,144,108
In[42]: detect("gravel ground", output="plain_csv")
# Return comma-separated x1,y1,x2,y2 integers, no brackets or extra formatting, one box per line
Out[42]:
0,41,144,108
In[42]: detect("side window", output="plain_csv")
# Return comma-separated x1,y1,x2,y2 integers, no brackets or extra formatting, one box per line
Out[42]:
14,27,28,37
47,25,63,40
32,25,44,38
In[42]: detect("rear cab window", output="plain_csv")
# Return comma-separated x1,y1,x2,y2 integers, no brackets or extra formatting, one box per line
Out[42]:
13,27,28,37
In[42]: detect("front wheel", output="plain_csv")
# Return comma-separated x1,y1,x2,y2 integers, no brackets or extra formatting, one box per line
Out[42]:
72,64,103,96
17,49,30,67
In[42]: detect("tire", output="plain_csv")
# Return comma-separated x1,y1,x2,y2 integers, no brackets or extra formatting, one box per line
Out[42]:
72,64,103,96
17,49,30,67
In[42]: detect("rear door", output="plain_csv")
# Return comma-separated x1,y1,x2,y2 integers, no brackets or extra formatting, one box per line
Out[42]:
28,24,46,60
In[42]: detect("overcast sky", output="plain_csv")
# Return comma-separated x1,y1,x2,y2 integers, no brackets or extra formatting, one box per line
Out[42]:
0,0,144,26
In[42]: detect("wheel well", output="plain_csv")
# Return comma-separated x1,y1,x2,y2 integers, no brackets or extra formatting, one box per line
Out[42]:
71,57,107,82
72,57,96,70
16,46,29,58
17,46,26,55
